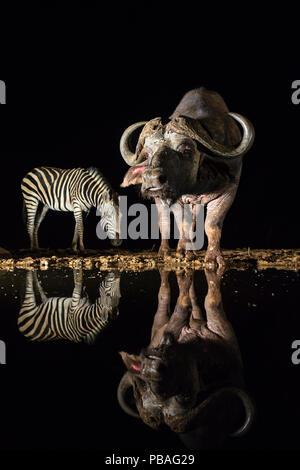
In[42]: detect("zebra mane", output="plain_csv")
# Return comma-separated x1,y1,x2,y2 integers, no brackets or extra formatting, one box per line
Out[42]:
87,167,112,194
87,166,103,178
86,167,116,211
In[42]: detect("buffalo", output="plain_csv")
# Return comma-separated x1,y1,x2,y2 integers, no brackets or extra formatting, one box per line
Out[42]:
120,88,254,267
118,269,255,449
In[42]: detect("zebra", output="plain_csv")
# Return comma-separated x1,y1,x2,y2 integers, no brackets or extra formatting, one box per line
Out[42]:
18,269,121,344
21,166,122,251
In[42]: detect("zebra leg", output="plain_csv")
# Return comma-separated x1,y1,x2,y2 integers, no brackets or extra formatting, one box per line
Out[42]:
18,271,37,332
32,270,48,303
70,269,83,310
71,224,79,251
24,198,39,250
72,204,85,251
33,205,49,250
24,271,36,305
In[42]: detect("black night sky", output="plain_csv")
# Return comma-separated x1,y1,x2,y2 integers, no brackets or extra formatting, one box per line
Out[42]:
0,5,300,460
0,8,299,252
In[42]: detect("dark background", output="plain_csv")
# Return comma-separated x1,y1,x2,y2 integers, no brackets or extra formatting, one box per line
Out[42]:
0,6,300,457
1,268,300,451
0,7,299,251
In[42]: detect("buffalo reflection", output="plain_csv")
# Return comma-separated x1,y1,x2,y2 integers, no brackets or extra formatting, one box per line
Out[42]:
118,269,254,449
18,269,120,343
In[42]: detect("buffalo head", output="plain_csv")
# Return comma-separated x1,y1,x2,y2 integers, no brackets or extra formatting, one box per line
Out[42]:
118,339,254,439
120,94,254,202
119,333,202,425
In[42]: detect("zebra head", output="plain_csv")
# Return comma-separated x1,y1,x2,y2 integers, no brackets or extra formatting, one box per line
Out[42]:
98,189,122,247
99,272,121,314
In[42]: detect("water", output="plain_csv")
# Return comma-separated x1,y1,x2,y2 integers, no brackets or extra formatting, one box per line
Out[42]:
0,266,299,450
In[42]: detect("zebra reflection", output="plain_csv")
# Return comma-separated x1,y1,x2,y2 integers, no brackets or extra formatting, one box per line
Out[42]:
18,270,121,343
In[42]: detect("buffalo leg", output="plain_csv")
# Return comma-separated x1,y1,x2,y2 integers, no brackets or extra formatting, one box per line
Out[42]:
188,275,204,328
204,268,241,358
155,198,170,255
150,270,171,346
164,271,193,339
173,202,197,259
204,188,237,268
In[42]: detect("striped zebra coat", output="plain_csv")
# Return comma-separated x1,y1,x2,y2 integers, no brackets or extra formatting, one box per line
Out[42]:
18,270,121,344
21,166,121,251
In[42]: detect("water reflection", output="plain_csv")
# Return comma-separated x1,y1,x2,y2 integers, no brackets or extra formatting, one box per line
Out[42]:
118,269,254,449
18,269,121,343
15,267,255,448
1,265,298,449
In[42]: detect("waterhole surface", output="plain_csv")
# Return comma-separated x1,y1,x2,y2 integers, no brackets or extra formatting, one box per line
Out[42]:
0,265,299,450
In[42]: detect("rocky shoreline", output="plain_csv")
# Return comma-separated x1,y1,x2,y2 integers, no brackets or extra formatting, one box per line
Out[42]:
0,248,299,272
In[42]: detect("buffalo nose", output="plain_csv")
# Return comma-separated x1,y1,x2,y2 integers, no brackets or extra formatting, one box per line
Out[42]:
158,174,167,185
142,169,167,191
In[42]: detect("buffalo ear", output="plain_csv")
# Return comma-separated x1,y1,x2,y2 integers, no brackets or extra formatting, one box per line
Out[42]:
120,352,142,374
120,166,145,187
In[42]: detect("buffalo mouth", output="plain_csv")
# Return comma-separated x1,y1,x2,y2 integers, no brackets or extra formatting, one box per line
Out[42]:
140,345,178,382
147,186,165,192
140,350,169,381
143,186,167,197
141,170,170,197
142,182,178,201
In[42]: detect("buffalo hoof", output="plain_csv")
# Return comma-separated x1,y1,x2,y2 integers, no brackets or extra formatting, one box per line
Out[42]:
176,239,199,260
176,248,198,260
158,245,171,256
176,248,186,258
185,250,197,261
204,250,226,273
